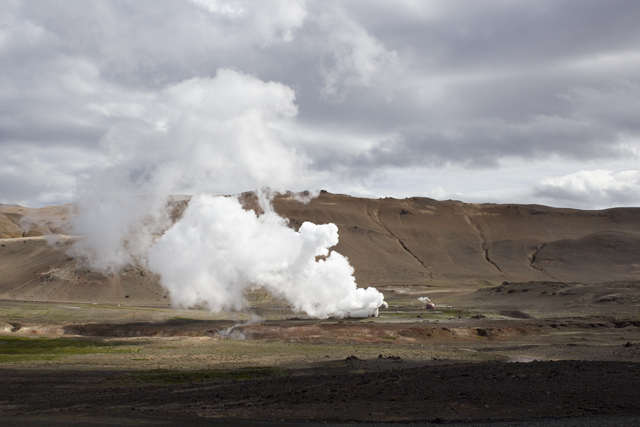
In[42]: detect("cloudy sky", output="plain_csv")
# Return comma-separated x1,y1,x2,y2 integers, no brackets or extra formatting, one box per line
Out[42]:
2,0,640,209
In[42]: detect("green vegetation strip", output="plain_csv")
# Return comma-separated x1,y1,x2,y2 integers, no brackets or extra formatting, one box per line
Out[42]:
0,336,132,362
381,309,476,319
117,367,288,385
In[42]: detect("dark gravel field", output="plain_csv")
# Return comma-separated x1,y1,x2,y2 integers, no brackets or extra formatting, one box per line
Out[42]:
1,360,639,425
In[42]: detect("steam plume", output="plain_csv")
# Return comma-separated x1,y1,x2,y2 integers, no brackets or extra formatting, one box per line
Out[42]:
69,68,384,318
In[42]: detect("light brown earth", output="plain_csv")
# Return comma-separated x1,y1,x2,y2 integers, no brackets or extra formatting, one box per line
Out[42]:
3,192,640,304
1,193,639,425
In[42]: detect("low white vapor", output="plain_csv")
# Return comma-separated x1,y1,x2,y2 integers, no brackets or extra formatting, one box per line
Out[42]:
69,68,385,318
148,194,383,318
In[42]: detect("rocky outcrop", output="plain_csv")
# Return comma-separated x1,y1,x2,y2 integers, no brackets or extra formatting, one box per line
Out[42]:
0,213,51,238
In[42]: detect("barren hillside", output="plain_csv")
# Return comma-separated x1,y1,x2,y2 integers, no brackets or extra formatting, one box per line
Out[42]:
273,192,640,286
1,193,639,304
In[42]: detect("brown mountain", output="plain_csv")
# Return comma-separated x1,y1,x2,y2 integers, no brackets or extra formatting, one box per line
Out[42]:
274,192,640,286
1,193,639,304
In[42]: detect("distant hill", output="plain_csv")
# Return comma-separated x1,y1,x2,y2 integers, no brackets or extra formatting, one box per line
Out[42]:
272,192,640,286
1,192,639,304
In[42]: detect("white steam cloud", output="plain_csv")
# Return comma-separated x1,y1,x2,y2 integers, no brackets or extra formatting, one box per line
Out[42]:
69,68,384,318
70,69,305,273
148,194,383,318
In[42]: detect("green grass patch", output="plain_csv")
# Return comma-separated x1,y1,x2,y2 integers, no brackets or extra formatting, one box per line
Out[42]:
0,336,132,363
476,280,496,287
118,367,288,385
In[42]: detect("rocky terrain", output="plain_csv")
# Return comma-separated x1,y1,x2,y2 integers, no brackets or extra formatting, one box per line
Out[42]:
1,193,639,425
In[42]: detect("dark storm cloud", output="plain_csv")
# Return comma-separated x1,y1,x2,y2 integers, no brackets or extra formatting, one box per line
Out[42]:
1,0,640,206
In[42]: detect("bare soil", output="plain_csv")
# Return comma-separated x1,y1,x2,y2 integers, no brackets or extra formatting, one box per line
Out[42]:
1,360,639,424
2,194,640,424
1,288,639,424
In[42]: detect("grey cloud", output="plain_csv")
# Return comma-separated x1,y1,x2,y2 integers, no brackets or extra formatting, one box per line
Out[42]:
529,170,640,209
347,1,640,70
2,0,640,208
0,142,98,206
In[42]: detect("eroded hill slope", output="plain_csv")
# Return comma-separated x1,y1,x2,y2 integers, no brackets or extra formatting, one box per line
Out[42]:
1,193,639,304
273,193,640,286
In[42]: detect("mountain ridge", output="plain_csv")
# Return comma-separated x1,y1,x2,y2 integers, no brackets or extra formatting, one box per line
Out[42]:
1,192,639,304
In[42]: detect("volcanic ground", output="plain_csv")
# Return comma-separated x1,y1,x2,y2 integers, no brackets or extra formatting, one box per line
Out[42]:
1,192,639,426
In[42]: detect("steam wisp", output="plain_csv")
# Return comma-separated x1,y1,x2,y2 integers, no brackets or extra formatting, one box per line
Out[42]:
68,69,385,318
